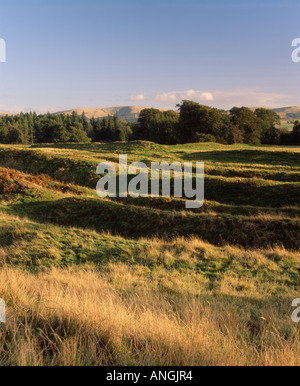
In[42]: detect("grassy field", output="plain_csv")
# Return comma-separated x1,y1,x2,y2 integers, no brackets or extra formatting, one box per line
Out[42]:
0,141,299,366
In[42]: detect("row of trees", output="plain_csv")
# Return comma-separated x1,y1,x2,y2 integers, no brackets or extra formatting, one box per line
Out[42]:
0,101,299,146
0,111,133,144
133,101,287,145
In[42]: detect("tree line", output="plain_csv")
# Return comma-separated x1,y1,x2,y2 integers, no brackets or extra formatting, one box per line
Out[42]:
0,111,133,144
0,101,299,146
133,101,300,146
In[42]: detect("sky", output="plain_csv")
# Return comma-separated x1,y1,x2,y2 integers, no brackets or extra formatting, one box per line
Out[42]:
0,0,299,113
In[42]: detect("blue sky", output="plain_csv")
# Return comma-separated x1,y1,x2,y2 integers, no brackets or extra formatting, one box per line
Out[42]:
0,0,299,113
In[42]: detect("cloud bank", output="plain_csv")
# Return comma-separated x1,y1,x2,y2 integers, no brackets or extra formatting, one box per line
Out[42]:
130,88,294,110
0,89,295,115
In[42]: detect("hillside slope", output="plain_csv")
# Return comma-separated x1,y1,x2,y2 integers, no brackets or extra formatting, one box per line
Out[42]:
55,105,150,122
273,106,300,122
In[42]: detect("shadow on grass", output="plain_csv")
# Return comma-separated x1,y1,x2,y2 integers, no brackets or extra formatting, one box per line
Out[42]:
177,150,300,166
6,197,300,250
30,141,163,154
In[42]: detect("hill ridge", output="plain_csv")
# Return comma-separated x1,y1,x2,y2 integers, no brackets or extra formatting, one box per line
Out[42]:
1,105,300,125
55,105,152,122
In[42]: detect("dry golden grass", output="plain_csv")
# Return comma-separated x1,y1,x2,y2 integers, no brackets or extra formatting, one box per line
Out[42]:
0,264,299,366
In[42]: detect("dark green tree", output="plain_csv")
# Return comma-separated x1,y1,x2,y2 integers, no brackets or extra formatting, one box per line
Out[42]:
177,101,232,144
254,108,281,144
230,107,262,145
135,108,162,141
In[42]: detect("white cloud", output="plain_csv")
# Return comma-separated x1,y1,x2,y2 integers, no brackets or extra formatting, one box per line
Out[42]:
130,94,146,102
154,89,214,104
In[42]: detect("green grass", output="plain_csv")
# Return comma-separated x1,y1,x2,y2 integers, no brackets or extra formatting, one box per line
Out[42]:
1,145,300,208
0,142,299,249
0,141,299,366
1,196,298,249
1,215,299,294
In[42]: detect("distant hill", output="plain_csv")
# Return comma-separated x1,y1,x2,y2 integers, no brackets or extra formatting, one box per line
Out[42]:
272,106,300,121
249,106,300,131
57,105,300,126
272,106,300,131
55,106,151,122
2,106,300,128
